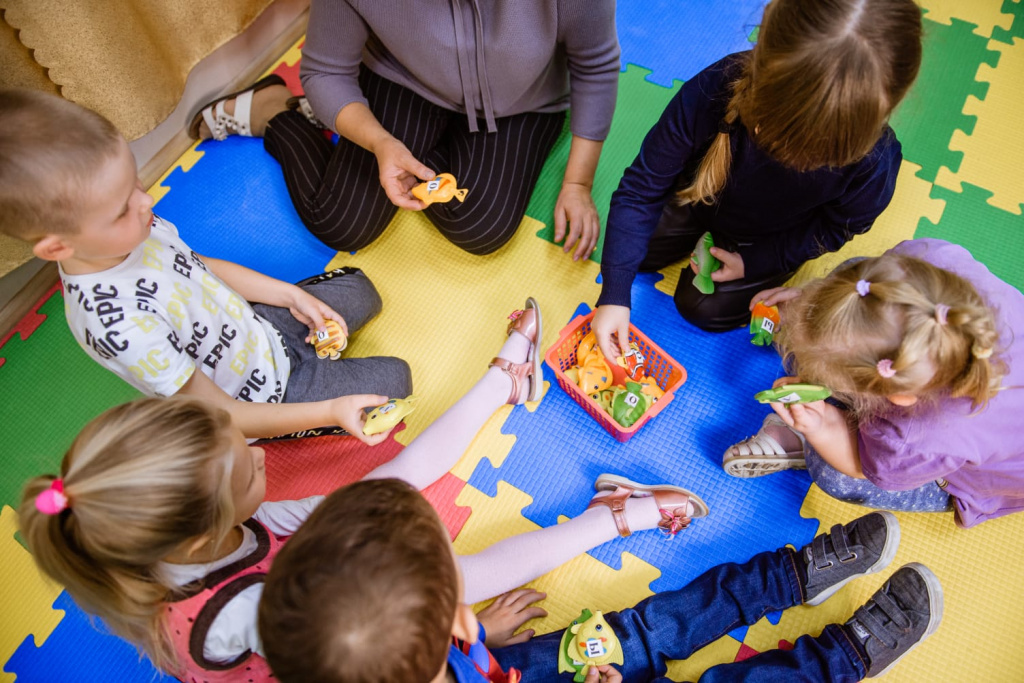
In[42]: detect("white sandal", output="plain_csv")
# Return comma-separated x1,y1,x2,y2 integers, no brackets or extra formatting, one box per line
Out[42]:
188,74,286,141
722,413,807,478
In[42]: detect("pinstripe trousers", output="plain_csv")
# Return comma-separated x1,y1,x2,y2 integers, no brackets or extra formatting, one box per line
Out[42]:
263,66,565,255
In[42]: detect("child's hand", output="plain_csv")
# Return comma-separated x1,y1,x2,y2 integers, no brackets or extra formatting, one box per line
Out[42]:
691,247,744,282
771,399,844,441
329,394,394,445
749,286,801,311
592,305,631,360
286,286,348,339
476,589,548,649
554,182,600,261
772,375,802,389
373,137,435,211
585,665,623,683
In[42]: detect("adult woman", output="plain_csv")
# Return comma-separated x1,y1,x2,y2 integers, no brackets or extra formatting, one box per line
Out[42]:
194,1,619,259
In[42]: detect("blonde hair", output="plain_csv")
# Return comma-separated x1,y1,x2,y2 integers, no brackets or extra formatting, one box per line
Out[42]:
678,0,922,206
777,254,1005,416
0,88,122,240
18,397,237,672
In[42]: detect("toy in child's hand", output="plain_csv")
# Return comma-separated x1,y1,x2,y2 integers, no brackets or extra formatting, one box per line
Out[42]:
615,342,647,380
310,319,348,360
362,396,417,435
749,302,780,346
411,173,468,206
557,609,624,682
755,384,832,405
691,231,721,295
611,381,648,428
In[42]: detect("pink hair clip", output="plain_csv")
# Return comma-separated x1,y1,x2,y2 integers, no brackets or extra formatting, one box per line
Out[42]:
876,359,897,378
934,303,950,326
856,280,871,297
35,479,69,515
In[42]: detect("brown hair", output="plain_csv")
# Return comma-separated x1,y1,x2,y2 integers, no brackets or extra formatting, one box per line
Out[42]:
777,253,1006,415
260,479,459,683
18,397,236,672
678,0,922,205
0,88,123,240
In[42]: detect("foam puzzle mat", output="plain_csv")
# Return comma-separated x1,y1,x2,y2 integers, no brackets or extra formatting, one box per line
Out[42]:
3,1,1024,680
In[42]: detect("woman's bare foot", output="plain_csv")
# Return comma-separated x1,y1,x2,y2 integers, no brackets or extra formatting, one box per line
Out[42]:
197,84,292,140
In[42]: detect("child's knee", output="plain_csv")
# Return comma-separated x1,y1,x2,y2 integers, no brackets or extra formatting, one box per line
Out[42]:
673,296,748,332
385,358,413,398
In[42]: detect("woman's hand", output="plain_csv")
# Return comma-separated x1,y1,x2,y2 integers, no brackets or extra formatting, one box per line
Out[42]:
285,285,347,339
592,305,630,360
372,137,436,211
555,182,601,261
691,246,744,282
477,589,548,648
328,394,394,445
749,286,802,311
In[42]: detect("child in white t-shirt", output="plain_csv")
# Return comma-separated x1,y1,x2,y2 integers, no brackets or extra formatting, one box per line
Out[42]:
0,88,410,441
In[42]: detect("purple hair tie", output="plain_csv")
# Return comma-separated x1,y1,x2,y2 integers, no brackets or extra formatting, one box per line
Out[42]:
876,359,896,379
856,280,871,297
934,304,950,326
35,479,68,515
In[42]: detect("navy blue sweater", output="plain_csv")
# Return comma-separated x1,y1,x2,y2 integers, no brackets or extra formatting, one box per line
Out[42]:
598,52,902,308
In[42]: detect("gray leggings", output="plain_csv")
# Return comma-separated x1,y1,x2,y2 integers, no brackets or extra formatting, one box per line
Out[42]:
806,445,953,513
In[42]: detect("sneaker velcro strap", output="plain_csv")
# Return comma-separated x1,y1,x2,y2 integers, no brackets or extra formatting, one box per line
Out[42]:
812,524,856,570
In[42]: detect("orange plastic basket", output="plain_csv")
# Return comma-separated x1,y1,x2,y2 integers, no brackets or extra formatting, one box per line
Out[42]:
544,310,687,442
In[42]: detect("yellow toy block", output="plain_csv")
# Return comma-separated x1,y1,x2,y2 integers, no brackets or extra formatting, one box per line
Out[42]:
936,38,1024,215
918,0,1014,38
0,505,65,683
327,213,602,444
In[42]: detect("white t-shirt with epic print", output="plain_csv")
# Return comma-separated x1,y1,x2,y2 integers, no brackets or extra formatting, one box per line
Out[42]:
60,215,291,401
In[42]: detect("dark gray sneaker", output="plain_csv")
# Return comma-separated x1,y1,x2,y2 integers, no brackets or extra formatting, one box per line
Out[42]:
845,563,943,677
799,511,900,606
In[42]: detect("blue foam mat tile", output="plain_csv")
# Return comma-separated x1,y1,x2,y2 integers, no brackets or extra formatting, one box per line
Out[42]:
617,0,768,86
155,137,339,284
467,274,821,593
5,592,172,682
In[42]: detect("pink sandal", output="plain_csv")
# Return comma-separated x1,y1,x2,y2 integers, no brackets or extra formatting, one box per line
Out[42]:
489,297,543,404
587,473,709,538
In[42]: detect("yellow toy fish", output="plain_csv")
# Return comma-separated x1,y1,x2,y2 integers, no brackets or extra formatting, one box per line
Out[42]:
412,173,468,206
576,330,600,365
363,396,417,436
557,610,623,682
578,355,613,393
310,319,348,360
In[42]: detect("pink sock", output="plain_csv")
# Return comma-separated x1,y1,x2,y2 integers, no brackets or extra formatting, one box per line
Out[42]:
363,331,532,489
457,495,663,603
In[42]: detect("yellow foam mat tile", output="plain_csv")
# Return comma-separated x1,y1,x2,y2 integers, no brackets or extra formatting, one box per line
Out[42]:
935,38,1024,215
918,0,1015,37
454,481,662,637
655,160,944,296
736,486,1024,681
0,506,65,683
326,213,601,445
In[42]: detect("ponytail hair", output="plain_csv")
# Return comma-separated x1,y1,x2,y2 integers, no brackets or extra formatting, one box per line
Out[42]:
777,253,1006,416
19,397,236,672
678,0,922,206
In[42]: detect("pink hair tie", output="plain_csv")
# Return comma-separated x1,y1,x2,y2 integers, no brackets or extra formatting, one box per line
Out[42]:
856,280,871,297
934,304,950,326
876,359,897,379
35,479,69,515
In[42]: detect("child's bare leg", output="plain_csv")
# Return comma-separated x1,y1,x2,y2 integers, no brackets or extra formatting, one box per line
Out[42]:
362,330,532,489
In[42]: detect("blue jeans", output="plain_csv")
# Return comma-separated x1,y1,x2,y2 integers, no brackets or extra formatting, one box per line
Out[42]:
492,548,867,682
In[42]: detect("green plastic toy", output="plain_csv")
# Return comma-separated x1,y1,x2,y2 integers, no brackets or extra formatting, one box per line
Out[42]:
691,231,721,295
611,381,648,427
755,384,832,405
557,609,624,682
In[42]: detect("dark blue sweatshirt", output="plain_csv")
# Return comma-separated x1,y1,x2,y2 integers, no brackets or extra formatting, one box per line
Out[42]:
598,52,902,308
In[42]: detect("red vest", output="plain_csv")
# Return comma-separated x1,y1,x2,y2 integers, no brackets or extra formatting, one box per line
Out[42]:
165,519,280,682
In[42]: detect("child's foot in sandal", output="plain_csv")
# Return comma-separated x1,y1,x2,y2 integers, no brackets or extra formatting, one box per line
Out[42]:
489,298,543,405
723,413,808,478
190,75,292,141
587,473,709,538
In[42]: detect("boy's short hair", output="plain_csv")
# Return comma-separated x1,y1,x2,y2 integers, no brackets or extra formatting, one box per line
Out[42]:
260,479,460,683
0,88,122,240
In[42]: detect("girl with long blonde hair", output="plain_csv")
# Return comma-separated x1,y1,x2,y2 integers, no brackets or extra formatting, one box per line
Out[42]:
723,239,1024,528
593,0,922,356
